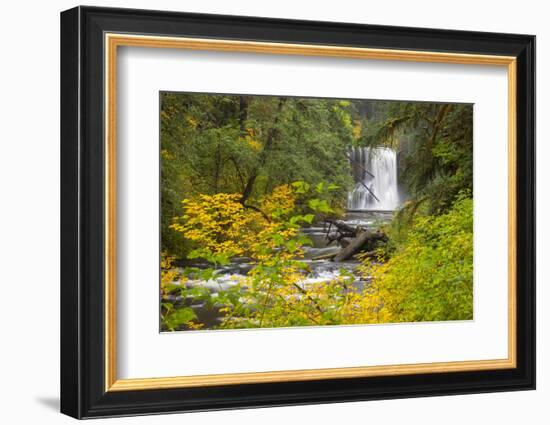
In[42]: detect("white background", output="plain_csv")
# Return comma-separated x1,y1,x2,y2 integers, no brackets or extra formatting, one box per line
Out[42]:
0,0,546,424
118,47,508,379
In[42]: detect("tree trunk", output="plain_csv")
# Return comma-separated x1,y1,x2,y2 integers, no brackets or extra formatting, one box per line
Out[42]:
238,96,249,134
240,97,286,203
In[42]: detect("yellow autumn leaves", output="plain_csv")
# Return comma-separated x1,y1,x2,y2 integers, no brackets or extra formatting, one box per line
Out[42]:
170,185,300,262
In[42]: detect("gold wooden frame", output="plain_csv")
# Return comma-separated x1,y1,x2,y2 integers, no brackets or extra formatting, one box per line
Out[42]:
104,33,517,392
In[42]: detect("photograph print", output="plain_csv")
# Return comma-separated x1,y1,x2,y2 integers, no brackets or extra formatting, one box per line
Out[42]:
159,92,473,332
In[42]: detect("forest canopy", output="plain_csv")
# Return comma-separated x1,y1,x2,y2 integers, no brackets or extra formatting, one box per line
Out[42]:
161,93,359,257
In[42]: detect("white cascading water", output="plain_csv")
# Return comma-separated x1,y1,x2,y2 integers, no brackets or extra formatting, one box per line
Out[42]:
347,146,400,211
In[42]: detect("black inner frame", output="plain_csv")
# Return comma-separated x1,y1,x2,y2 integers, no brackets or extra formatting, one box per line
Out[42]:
60,6,535,419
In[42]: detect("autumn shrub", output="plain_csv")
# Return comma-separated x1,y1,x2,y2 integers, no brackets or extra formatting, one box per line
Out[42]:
359,194,473,322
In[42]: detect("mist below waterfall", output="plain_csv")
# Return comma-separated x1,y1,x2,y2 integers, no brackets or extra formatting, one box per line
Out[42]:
347,146,400,211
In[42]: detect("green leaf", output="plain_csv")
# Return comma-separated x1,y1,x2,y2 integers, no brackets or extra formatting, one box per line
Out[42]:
271,233,285,245
187,249,204,259
308,199,320,210
285,240,297,253
291,181,310,194
212,252,231,266
302,214,315,224
289,215,301,225
163,307,197,330
200,268,216,281
308,199,332,213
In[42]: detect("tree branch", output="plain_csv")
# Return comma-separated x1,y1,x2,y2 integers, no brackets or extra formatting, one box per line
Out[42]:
346,152,375,178
292,283,324,314
242,203,271,221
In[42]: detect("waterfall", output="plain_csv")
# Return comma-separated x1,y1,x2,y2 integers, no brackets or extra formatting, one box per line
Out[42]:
347,146,400,211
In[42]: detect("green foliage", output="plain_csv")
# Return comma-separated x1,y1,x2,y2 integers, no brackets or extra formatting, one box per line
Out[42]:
362,194,473,322
162,306,197,332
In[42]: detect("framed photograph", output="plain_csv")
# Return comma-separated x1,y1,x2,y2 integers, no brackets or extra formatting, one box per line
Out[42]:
60,6,535,419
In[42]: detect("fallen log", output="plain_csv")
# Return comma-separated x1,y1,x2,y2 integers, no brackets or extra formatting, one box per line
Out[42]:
338,237,353,248
312,251,340,261
325,219,358,236
324,219,359,246
333,230,387,262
